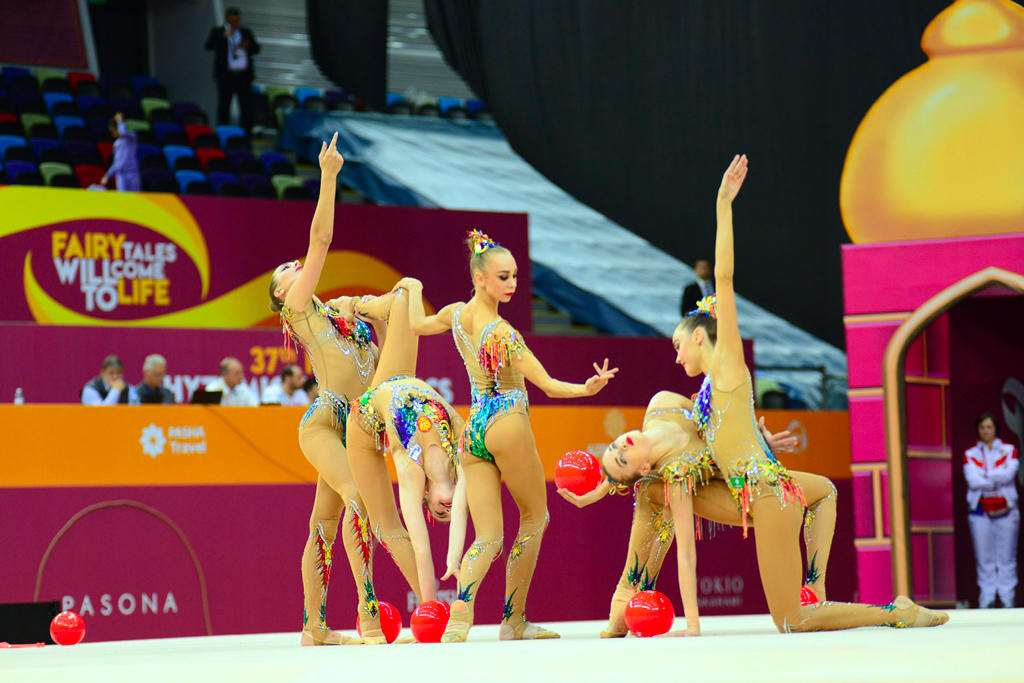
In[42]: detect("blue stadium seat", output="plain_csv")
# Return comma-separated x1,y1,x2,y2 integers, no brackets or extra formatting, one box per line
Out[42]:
43,92,74,114
386,92,405,108
29,137,59,161
437,97,462,115
0,134,28,160
294,87,321,106
153,121,183,144
2,67,32,84
207,171,239,191
54,115,86,138
174,169,207,193
163,145,194,168
215,125,245,148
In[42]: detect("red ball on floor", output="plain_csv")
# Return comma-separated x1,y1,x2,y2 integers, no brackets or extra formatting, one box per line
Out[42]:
355,601,402,643
800,585,819,606
624,590,674,637
50,611,86,646
555,450,602,496
410,600,450,642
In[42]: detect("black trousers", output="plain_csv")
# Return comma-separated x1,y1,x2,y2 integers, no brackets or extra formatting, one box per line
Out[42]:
216,71,253,133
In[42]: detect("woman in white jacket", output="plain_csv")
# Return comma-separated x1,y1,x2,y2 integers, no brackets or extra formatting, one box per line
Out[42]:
964,413,1020,608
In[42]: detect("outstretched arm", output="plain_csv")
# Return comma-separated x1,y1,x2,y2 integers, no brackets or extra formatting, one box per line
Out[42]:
665,488,700,636
400,279,457,336
397,462,437,601
712,154,748,388
511,344,618,399
282,133,343,312
443,463,468,580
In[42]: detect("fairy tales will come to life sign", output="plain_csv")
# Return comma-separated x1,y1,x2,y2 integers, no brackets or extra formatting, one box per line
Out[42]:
51,231,177,311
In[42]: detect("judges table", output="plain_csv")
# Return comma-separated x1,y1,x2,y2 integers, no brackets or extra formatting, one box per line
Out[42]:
0,405,853,641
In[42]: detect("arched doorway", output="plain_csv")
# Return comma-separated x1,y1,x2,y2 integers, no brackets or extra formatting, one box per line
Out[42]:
883,267,1024,598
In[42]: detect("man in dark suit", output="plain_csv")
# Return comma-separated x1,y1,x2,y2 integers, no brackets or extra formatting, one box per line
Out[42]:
136,354,175,404
681,258,715,317
205,6,260,133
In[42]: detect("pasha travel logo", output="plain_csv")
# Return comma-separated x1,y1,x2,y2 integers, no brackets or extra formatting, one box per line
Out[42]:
139,423,208,458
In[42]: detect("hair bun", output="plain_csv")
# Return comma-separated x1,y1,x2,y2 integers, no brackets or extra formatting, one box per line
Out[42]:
687,295,717,319
467,229,500,255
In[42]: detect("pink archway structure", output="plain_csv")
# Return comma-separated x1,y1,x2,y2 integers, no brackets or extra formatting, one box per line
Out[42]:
843,233,1024,605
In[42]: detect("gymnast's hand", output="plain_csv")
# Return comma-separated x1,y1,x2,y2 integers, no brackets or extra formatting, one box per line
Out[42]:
759,416,799,453
557,479,610,508
717,153,747,204
318,132,344,175
392,277,423,292
582,359,618,397
661,626,700,637
441,560,459,581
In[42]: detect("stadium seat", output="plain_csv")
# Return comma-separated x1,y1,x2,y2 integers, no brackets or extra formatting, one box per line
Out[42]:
294,87,321,106
43,92,73,114
4,144,34,163
207,171,239,191
74,164,105,188
29,123,58,140
104,82,135,101
195,147,226,173
142,168,177,192
163,144,194,167
153,121,183,144
54,115,86,137
76,93,105,113
41,77,73,95
138,84,168,100
174,169,206,193
215,125,246,148
51,100,80,117
240,173,274,198
2,67,32,84
216,181,245,197
270,174,304,199
32,138,65,163
0,135,28,158
124,118,150,132
49,172,78,187
0,121,22,137
416,101,441,117
96,141,113,165
66,72,97,93
438,97,466,118
141,97,171,120
39,161,73,185
8,75,39,97
184,124,214,146
138,153,169,172
20,112,51,132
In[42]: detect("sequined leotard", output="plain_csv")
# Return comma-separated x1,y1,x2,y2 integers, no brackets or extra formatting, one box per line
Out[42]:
694,369,804,530
635,404,717,501
354,375,461,470
451,305,530,463
282,297,377,441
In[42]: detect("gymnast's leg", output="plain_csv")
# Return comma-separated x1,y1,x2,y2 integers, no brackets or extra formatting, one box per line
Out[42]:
441,456,504,642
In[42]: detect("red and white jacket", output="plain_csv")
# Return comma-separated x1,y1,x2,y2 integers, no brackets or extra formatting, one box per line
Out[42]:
964,438,1019,510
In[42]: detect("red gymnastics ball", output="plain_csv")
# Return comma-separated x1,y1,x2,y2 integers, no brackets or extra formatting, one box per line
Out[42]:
355,601,402,643
49,611,86,646
624,590,674,637
800,585,819,606
410,600,450,643
554,450,603,496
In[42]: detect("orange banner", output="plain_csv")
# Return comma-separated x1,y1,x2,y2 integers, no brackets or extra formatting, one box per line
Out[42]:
0,406,850,487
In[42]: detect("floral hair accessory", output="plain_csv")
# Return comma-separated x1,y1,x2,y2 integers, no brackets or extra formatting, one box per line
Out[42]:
468,229,500,255
687,295,717,319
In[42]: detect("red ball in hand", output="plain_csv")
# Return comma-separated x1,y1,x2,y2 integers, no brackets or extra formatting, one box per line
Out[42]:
355,601,402,643
624,590,674,637
410,600,450,643
555,450,602,496
49,611,86,646
800,585,819,606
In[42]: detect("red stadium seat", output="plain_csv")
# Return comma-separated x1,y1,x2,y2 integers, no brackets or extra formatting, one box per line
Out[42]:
96,141,113,165
66,72,97,94
184,124,215,147
74,163,105,188
195,147,226,173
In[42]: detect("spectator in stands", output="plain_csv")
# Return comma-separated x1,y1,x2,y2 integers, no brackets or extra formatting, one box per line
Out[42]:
206,356,259,406
302,376,319,404
101,113,140,191
681,258,715,317
81,354,138,405
261,364,310,405
205,6,260,134
964,412,1019,608
136,354,175,404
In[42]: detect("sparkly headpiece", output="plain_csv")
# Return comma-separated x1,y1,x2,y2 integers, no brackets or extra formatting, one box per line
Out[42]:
686,294,717,319
468,229,500,255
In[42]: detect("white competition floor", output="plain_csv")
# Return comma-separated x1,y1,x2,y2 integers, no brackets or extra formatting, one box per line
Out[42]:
1,610,1022,682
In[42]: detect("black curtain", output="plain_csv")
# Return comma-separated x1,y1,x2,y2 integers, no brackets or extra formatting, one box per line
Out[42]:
306,0,387,110
425,1,951,348
89,0,149,76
